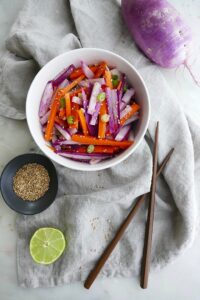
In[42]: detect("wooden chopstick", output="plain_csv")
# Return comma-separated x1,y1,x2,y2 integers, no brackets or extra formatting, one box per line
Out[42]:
84,194,146,289
140,121,159,289
84,134,173,289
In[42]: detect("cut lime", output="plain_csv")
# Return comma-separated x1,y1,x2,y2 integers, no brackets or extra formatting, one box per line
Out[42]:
30,227,66,265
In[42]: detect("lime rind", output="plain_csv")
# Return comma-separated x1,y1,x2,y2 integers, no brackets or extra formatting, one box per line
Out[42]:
30,227,66,265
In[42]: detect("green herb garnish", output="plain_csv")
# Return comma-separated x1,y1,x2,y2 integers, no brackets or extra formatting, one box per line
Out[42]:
112,75,119,88
97,92,106,102
60,97,66,108
123,85,128,92
87,145,95,153
67,115,75,125
112,75,118,80
101,114,110,123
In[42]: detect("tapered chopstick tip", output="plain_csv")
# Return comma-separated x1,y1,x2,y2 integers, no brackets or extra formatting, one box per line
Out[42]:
84,282,90,290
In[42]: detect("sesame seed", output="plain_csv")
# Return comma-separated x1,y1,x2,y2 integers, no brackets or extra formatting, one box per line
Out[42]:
13,163,50,201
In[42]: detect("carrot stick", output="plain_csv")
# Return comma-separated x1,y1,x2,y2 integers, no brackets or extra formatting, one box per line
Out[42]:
71,135,133,147
65,93,71,117
104,70,113,89
62,74,85,94
77,109,89,136
94,62,107,78
98,101,107,139
93,146,119,154
69,102,79,129
120,103,140,126
62,145,119,154
70,66,98,80
44,89,63,141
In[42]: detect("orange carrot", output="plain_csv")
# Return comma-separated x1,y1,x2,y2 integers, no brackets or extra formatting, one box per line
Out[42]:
104,70,113,89
77,109,89,136
92,146,119,154
69,66,98,80
94,62,107,78
120,103,140,126
69,102,79,129
44,89,63,141
98,101,107,139
62,74,85,94
63,145,119,154
71,135,133,147
65,93,71,117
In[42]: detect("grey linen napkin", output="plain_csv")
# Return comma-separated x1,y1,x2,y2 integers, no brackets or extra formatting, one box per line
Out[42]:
0,0,200,288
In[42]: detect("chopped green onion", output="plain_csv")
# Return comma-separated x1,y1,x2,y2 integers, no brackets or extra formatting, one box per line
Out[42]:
112,75,119,88
97,92,106,102
112,75,118,80
78,93,82,98
123,85,128,92
67,115,75,125
60,97,66,108
112,79,119,88
101,114,110,123
87,144,94,153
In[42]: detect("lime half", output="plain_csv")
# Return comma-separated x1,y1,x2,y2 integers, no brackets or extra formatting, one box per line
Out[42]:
30,227,66,265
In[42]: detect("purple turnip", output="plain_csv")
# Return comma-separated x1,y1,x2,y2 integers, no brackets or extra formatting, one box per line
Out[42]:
122,0,199,85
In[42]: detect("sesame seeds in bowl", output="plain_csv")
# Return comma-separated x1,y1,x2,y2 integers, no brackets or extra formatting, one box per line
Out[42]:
0,154,58,215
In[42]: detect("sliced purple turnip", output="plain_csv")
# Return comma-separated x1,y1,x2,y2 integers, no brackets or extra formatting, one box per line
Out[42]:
81,61,95,79
120,88,135,111
54,124,71,140
90,102,101,125
40,110,50,125
87,82,101,115
39,81,53,117
115,125,132,141
52,64,75,87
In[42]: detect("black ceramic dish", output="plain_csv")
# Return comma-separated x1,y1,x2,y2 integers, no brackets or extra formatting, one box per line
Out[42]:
0,153,58,215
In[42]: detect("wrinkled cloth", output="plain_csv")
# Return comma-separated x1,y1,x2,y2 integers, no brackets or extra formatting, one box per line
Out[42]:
0,0,200,288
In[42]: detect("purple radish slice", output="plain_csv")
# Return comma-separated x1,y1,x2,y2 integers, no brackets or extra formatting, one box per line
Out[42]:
39,81,53,117
52,64,75,87
88,82,101,115
81,61,94,79
115,125,132,141
54,124,71,140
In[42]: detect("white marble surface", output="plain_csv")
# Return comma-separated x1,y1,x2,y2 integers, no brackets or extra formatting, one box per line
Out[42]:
0,0,200,299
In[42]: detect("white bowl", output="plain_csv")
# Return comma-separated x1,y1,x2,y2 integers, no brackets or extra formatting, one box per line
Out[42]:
26,48,150,171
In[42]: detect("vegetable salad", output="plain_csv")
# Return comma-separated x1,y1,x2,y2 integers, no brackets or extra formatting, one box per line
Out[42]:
39,61,140,164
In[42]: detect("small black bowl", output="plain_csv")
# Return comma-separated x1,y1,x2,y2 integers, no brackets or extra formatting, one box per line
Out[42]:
0,154,58,215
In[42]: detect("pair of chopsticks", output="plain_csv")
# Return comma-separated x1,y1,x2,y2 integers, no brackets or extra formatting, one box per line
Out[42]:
84,122,173,289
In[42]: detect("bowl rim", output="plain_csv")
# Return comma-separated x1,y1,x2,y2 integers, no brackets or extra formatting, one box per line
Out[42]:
26,47,150,171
